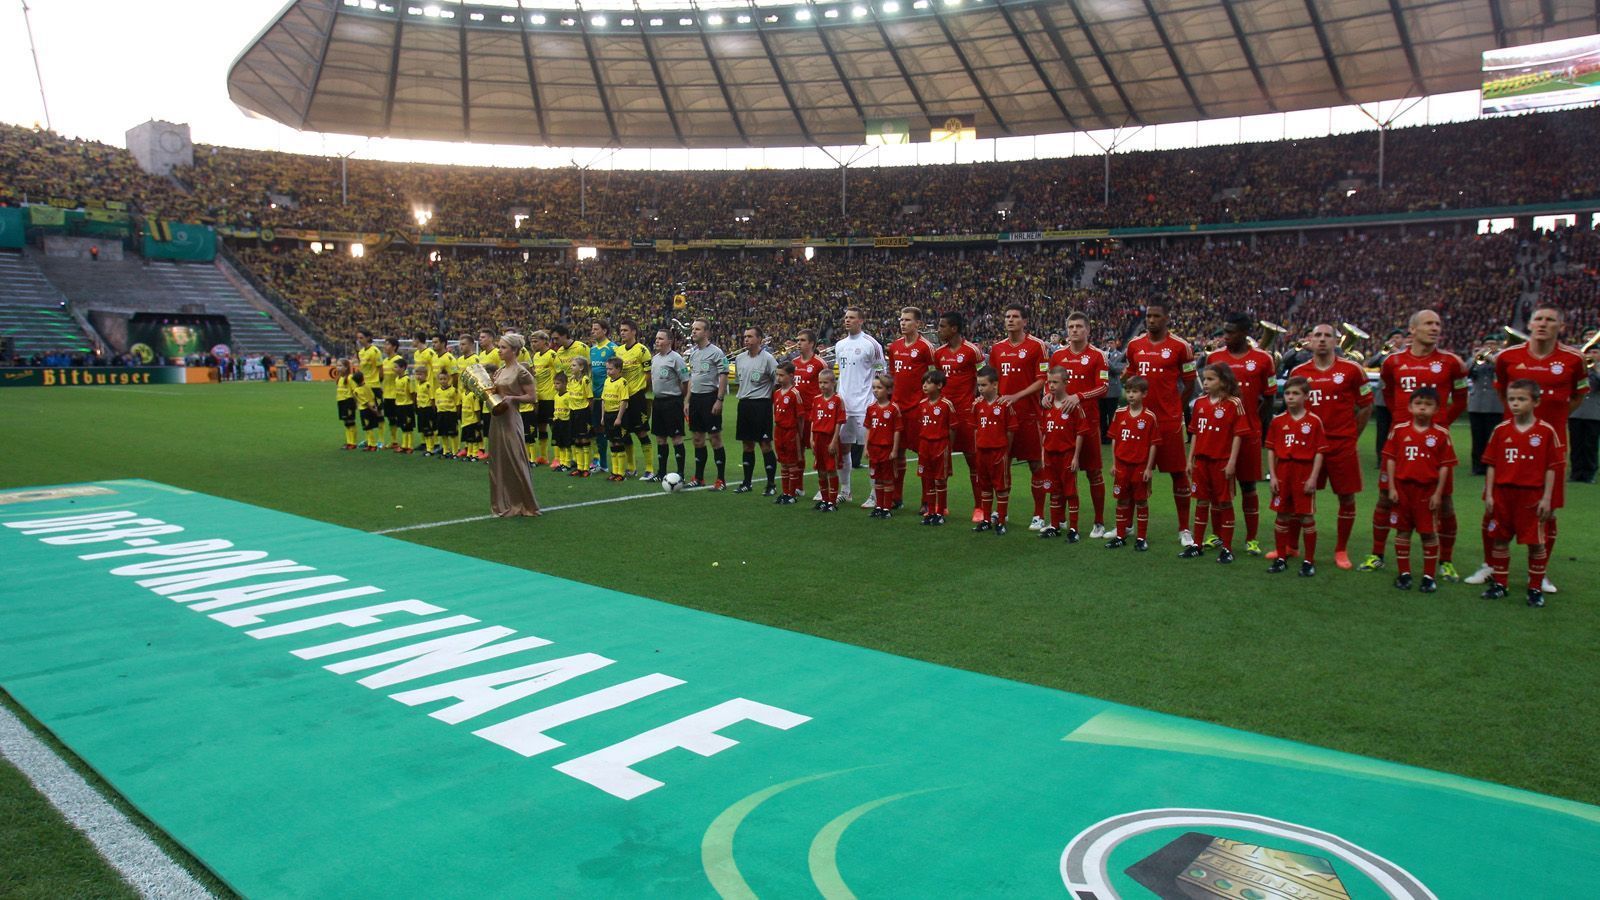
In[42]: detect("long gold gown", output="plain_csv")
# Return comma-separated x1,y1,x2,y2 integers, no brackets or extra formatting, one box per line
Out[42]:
488,364,540,517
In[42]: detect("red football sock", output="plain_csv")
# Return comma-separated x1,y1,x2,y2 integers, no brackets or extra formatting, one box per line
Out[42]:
1215,504,1235,551
1481,522,1494,569
1173,474,1192,532
936,480,948,516
1135,504,1149,539
1491,543,1510,587
1545,515,1558,557
979,489,994,520
1529,545,1549,591
1192,503,1211,545
1241,491,1259,542
1302,520,1317,564
996,491,1010,525
1371,505,1391,557
1067,496,1080,531
1049,493,1065,530
968,465,981,507
1336,498,1356,553
1031,473,1047,519
893,456,907,506
1088,470,1106,523
1396,536,1412,575
1287,518,1302,557
923,478,935,515
1274,517,1291,558
1116,503,1132,538
1422,537,1439,578
1439,512,1457,562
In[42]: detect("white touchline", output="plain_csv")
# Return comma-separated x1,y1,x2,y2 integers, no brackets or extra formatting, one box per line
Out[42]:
0,704,213,900
373,467,827,535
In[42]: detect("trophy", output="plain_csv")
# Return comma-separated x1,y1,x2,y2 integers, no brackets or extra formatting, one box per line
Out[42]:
461,363,508,413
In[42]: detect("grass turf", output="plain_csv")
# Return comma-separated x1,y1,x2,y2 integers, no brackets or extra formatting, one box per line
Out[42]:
1,380,1596,890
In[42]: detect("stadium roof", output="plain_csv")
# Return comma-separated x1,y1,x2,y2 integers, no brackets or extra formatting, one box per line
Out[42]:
228,0,1600,149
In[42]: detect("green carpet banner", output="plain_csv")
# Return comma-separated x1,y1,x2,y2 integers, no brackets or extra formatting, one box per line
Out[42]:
142,222,216,261
1,480,1597,897
0,206,23,248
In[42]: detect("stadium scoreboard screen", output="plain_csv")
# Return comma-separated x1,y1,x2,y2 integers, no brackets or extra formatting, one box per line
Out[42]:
1482,33,1600,115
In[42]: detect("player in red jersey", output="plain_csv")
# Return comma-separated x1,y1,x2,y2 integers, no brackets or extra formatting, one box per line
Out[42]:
886,308,934,511
1381,387,1456,593
791,329,826,442
770,362,808,504
1105,376,1162,550
987,304,1050,530
1045,312,1110,536
971,367,1018,534
1204,314,1278,556
1041,366,1090,541
934,311,984,516
1479,380,1563,607
1465,307,1591,593
1124,301,1198,546
1288,323,1374,568
1365,310,1468,578
916,369,956,525
865,374,903,518
808,369,846,511
1265,377,1330,577
1180,364,1248,563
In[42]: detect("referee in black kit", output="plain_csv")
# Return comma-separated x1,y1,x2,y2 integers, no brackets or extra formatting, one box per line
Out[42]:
733,326,779,495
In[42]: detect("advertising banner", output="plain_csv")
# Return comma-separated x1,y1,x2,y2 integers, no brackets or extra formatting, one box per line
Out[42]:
126,313,233,363
0,367,190,387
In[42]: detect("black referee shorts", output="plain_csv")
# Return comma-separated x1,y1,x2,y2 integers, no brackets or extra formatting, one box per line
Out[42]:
688,392,722,435
337,397,356,425
735,397,773,443
652,395,684,438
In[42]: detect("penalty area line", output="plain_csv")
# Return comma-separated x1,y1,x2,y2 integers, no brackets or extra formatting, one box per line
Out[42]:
374,467,825,535
0,704,213,899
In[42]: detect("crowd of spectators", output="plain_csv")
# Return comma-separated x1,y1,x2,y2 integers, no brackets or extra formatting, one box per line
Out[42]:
0,123,202,219
161,105,1600,240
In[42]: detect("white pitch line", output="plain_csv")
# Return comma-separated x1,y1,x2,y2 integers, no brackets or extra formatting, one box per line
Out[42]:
374,467,827,534
0,704,213,900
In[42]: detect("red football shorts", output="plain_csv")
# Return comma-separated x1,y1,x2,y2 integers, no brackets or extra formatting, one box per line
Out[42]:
1234,434,1264,483
1388,479,1438,534
1153,421,1187,473
1043,450,1079,498
1008,416,1043,463
1269,460,1317,517
1485,485,1548,546
896,403,921,453
774,427,802,465
950,415,975,457
811,432,839,472
1191,456,1236,503
1317,439,1363,496
1112,461,1151,503
974,446,1010,493
1078,417,1103,472
867,444,895,468
916,445,950,481
869,456,896,486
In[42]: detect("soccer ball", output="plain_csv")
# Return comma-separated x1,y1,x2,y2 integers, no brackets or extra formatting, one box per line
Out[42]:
660,472,684,493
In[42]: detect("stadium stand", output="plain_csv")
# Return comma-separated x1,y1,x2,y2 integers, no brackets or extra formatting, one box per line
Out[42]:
0,250,95,358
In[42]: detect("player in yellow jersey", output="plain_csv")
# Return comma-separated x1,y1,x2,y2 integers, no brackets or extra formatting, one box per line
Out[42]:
563,356,593,476
356,328,383,399
412,333,438,454
601,357,632,481
433,371,461,458
529,330,558,465
516,339,539,463
550,370,572,471
334,359,358,449
615,320,653,477
455,336,482,459
391,365,417,453
353,371,380,451
431,334,457,379
380,338,406,449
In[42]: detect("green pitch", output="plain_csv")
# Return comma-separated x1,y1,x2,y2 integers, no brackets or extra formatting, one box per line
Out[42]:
1,382,1597,892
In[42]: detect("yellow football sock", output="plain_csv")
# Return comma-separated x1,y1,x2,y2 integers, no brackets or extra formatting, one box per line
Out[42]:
626,444,637,472
343,425,355,444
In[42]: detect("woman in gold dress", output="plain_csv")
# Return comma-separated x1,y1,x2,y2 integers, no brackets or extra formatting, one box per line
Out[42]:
487,333,541,517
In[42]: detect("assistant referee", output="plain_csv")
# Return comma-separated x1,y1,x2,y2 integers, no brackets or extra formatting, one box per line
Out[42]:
734,326,778,494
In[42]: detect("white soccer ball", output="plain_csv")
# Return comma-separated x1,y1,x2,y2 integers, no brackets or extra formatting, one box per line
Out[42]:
660,472,684,493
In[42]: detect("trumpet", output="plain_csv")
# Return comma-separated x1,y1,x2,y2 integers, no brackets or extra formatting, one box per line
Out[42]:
1474,344,1499,365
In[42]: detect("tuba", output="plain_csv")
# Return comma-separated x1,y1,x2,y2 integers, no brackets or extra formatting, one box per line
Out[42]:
1339,322,1370,361
1503,325,1530,344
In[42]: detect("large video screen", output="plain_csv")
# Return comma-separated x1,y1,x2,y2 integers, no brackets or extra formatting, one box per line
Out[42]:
1482,33,1600,115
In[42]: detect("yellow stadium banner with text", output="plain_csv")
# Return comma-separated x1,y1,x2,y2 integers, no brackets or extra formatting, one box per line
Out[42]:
1043,229,1112,239
28,206,66,227
873,236,911,248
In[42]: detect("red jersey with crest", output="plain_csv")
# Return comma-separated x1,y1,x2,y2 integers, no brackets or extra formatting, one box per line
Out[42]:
790,354,826,407
1042,403,1089,453
987,335,1050,421
809,394,845,435
1190,395,1248,459
773,387,806,431
1482,419,1565,488
1383,422,1457,484
974,398,1017,450
887,337,935,409
1494,344,1590,433
1110,407,1163,465
1125,333,1196,427
933,340,982,417
1267,411,1331,462
1047,343,1110,404
866,401,902,451
1289,356,1373,443
916,398,956,452
1208,348,1277,436
1381,347,1468,425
